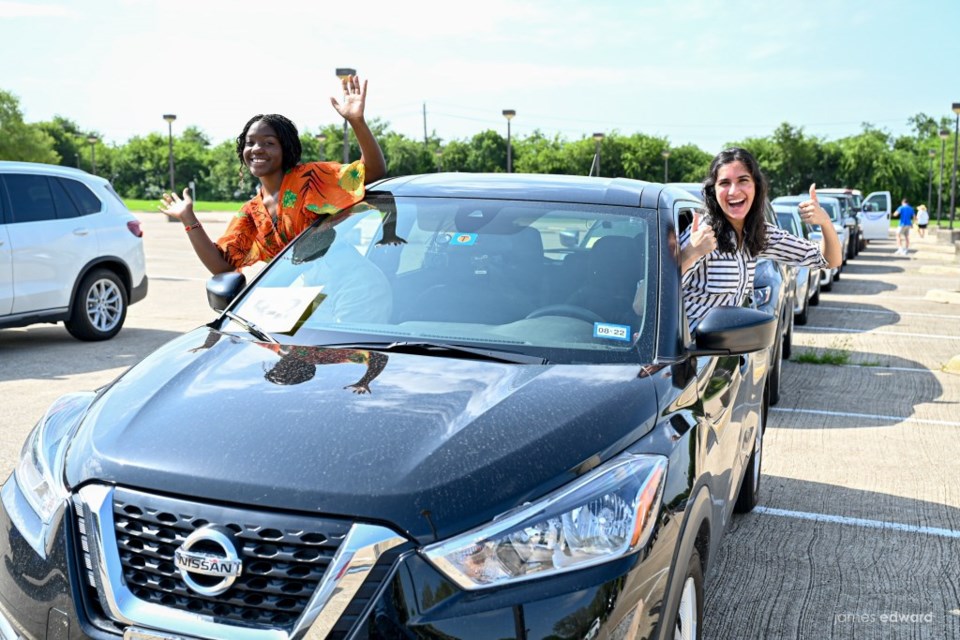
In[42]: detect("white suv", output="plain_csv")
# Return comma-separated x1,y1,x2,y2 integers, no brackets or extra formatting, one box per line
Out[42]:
0,161,147,340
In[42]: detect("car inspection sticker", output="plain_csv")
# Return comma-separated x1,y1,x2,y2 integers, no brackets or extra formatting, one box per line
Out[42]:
449,233,478,246
593,322,631,342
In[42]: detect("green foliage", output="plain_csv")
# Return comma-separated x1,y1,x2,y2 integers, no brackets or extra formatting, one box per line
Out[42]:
2,85,956,206
0,89,59,163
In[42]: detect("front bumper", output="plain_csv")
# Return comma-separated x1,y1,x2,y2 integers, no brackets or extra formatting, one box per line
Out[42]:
0,475,678,640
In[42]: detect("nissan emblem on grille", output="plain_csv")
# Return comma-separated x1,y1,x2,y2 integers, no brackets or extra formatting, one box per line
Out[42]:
173,525,243,596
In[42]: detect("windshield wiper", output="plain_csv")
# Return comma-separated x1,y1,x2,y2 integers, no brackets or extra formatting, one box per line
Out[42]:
323,341,549,365
222,310,278,345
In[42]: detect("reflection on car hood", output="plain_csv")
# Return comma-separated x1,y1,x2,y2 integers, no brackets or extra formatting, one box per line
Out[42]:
65,328,659,542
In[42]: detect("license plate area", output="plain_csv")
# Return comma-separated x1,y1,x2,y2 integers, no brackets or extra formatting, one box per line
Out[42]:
124,627,201,640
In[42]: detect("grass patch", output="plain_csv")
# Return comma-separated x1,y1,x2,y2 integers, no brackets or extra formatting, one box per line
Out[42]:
793,348,852,366
124,198,243,213
792,337,853,366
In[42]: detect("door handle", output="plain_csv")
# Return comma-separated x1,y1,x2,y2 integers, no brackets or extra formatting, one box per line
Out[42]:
73,228,89,236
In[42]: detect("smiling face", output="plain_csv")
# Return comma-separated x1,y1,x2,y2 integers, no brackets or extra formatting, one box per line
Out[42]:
242,120,284,179
713,160,756,231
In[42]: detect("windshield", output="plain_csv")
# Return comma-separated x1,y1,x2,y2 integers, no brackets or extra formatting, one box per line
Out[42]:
228,196,659,364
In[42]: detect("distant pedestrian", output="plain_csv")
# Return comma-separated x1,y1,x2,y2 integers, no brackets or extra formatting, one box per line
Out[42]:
894,198,915,255
916,204,929,238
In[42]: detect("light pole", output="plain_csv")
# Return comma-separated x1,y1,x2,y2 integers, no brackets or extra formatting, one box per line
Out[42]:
163,114,177,221
662,149,671,182
315,132,327,162
927,149,936,213
86,135,98,174
592,132,604,176
938,129,949,224
502,109,516,173
950,103,960,230
335,67,356,163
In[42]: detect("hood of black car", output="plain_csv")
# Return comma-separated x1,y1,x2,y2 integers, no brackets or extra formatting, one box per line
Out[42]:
66,328,660,542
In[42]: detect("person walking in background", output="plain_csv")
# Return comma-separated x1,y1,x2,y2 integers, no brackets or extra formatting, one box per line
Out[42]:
159,75,386,275
916,204,929,239
893,198,915,255
679,147,841,330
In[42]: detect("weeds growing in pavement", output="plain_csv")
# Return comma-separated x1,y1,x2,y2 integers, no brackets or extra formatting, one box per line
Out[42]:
792,337,854,366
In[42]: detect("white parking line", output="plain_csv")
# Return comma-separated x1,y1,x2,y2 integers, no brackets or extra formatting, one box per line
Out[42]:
816,305,960,320
150,275,209,282
771,407,960,427
797,326,960,340
755,506,960,540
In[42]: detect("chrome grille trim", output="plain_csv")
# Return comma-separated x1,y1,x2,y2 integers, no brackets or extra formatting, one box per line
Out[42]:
77,484,406,639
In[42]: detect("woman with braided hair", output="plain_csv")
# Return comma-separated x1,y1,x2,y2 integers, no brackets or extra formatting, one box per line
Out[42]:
160,74,386,275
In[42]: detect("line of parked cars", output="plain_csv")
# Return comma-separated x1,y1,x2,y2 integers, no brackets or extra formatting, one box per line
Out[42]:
0,164,892,640
3,171,780,640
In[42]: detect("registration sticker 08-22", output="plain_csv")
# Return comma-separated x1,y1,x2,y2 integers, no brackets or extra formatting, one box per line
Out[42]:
593,322,631,342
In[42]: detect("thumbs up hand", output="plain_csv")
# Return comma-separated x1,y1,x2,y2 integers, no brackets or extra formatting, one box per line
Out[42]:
799,183,829,227
689,211,717,258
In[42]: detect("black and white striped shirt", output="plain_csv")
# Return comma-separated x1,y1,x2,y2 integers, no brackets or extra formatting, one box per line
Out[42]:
680,222,827,329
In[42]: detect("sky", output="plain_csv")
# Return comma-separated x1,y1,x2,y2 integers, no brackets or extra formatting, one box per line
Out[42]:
2,0,959,155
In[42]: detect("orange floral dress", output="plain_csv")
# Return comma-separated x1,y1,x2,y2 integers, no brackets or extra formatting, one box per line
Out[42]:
216,160,366,269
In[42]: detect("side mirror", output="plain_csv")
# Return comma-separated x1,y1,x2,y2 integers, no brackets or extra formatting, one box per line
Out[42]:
206,272,247,313
559,230,580,248
689,306,776,356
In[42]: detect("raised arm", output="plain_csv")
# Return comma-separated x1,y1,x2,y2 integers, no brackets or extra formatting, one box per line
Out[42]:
799,183,842,269
680,211,717,274
160,189,234,275
330,75,386,184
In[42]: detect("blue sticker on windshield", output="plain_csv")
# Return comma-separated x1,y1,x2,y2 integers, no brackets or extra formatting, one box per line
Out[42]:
450,233,478,246
593,322,631,342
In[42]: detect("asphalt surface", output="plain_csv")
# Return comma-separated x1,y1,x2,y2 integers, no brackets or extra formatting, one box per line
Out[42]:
1,213,958,639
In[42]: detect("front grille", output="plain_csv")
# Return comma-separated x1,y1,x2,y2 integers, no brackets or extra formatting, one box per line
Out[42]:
105,487,353,629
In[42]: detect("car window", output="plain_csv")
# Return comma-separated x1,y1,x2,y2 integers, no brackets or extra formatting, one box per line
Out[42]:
50,178,81,219
4,174,57,223
233,196,659,365
776,212,801,237
60,178,102,215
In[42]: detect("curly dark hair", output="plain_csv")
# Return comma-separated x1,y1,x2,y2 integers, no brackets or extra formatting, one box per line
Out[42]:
264,355,316,385
702,147,769,257
236,114,302,173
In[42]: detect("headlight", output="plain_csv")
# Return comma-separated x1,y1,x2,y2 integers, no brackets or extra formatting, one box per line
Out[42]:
752,286,772,307
422,453,666,590
15,392,95,523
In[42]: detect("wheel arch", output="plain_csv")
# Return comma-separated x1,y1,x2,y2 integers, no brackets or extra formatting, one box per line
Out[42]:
67,257,133,318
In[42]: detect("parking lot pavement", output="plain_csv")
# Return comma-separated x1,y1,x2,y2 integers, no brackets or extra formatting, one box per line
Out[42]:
1,219,958,638
705,232,960,639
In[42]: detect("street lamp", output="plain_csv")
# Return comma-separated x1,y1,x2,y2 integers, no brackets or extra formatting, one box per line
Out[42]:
927,149,936,214
335,68,356,163
662,149,671,182
938,129,949,224
86,135,98,175
163,114,177,221
315,132,327,162
950,103,960,230
87,134,98,175
592,132,604,176
502,109,516,173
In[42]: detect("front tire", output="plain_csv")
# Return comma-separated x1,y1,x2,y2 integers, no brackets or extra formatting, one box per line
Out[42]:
669,548,704,640
65,268,128,341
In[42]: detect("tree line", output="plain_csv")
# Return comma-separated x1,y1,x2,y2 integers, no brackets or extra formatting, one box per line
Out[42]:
1,88,957,213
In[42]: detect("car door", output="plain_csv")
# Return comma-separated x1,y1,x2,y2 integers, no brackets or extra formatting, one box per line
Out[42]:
0,194,11,316
2,173,100,314
861,191,892,240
